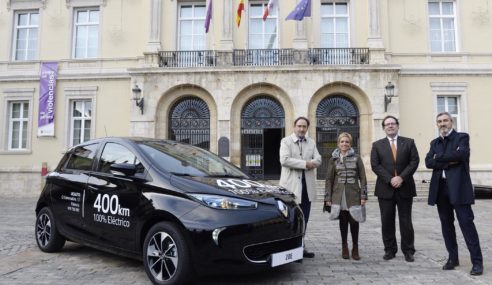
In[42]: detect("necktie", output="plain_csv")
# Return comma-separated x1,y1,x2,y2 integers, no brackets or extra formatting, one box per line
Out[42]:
391,139,397,161
391,139,397,176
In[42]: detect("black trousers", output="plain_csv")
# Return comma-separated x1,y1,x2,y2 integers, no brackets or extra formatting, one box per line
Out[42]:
378,193,415,255
437,179,482,265
299,171,311,230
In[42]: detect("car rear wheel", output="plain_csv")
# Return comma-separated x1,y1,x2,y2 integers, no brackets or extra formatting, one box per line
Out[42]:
143,222,192,285
35,207,66,252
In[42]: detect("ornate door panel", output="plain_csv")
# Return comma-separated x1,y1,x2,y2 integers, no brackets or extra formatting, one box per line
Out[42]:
169,97,210,150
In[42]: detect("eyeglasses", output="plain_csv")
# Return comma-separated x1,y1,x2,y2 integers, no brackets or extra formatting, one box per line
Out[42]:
384,122,398,127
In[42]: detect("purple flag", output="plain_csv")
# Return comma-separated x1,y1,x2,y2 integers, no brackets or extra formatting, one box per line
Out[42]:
204,0,212,33
286,0,311,21
38,62,58,137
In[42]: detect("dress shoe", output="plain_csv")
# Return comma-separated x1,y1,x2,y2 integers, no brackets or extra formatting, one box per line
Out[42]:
442,259,459,270
351,244,360,260
470,264,483,276
303,250,315,258
383,251,396,260
404,253,414,262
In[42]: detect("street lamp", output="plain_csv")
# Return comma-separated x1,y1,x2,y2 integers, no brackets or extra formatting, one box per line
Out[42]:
384,81,395,112
132,84,144,114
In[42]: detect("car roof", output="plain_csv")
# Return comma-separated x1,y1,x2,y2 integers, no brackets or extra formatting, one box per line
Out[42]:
69,137,186,150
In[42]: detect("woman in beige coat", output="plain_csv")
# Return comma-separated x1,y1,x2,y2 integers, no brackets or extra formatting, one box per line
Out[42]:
325,132,367,260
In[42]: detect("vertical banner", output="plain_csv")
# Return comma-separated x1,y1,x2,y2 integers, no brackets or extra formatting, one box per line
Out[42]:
38,62,58,137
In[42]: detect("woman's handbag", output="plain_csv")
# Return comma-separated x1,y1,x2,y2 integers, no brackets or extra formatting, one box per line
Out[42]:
329,204,341,220
323,204,331,213
349,205,366,223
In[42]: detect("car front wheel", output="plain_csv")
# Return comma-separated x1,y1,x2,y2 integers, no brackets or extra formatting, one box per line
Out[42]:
35,207,66,252
143,222,192,285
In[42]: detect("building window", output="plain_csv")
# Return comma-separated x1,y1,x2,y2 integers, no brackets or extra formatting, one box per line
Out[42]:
8,101,29,150
437,96,460,131
178,3,206,50
428,0,457,52
73,7,99,58
249,2,278,49
320,2,349,48
13,10,39,60
70,100,92,146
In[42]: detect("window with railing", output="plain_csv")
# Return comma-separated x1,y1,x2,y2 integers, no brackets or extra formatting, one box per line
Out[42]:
178,3,207,51
249,2,278,49
320,2,349,48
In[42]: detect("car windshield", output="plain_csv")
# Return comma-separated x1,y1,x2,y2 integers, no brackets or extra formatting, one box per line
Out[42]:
138,141,248,178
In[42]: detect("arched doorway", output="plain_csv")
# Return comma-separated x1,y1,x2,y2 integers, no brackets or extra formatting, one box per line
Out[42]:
241,96,285,179
168,96,210,150
316,95,360,179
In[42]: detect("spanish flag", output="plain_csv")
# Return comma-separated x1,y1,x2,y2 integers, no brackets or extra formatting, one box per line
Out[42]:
236,0,245,27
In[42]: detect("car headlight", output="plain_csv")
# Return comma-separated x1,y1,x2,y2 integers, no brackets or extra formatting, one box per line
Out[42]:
189,194,257,210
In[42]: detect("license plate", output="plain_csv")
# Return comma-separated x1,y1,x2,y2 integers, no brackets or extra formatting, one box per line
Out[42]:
270,246,303,267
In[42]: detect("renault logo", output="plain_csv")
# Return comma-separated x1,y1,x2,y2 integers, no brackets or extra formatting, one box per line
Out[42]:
276,200,289,218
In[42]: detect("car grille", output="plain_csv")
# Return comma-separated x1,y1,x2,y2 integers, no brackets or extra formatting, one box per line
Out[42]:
243,235,303,263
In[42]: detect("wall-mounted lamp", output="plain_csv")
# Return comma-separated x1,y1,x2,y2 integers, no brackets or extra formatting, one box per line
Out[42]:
132,84,144,114
384,81,395,112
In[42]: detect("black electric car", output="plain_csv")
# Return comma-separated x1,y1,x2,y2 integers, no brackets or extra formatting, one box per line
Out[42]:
35,137,305,284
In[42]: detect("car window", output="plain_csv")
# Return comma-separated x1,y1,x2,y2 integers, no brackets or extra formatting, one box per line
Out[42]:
98,142,145,174
138,141,247,178
65,143,99,171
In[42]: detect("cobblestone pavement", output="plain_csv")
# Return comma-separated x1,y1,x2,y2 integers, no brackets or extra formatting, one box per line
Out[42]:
0,196,490,285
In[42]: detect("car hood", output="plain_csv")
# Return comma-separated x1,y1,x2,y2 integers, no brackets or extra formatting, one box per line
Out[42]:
170,175,295,203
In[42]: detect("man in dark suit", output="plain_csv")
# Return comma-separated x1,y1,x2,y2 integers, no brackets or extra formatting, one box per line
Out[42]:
425,112,483,275
371,115,419,262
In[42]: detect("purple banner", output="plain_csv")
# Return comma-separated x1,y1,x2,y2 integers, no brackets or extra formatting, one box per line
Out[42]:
38,62,58,137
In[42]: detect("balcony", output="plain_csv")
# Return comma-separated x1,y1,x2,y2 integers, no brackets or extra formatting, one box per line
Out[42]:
157,48,370,68
158,50,216,68
309,48,370,65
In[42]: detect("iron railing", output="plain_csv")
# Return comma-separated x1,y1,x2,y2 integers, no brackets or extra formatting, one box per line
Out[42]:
233,49,294,66
309,48,370,65
158,50,216,67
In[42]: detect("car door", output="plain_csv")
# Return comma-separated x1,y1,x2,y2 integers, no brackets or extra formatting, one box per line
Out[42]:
84,142,145,252
50,143,99,239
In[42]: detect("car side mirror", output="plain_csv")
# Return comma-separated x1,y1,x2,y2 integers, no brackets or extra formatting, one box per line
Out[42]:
110,163,137,177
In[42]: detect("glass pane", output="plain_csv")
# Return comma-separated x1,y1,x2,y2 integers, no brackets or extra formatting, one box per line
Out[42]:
265,33,277,49
84,121,91,142
194,35,206,50
249,4,263,17
336,18,348,32
18,13,28,26
431,40,441,52
17,29,27,44
336,34,349,47
180,36,192,50
336,3,348,14
249,35,262,49
15,50,26,60
430,29,441,41
443,18,454,29
180,5,192,18
444,40,455,52
30,13,39,26
16,37,27,50
84,102,92,117
265,21,277,34
428,2,440,15
193,20,205,35
448,97,458,114
321,3,334,16
22,121,28,148
22,103,29,118
194,5,206,18
77,10,88,23
442,2,454,15
76,26,88,47
437,97,445,112
429,18,441,29
89,10,99,23
250,19,262,34
12,103,21,118
73,101,82,117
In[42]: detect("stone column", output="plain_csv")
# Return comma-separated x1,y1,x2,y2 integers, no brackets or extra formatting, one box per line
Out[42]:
292,0,308,49
367,0,386,63
220,0,234,50
146,0,162,52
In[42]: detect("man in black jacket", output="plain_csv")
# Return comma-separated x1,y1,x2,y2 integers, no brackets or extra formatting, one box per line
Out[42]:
425,112,483,275
371,115,419,262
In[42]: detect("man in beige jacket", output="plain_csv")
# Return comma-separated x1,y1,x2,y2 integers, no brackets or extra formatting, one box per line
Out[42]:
279,116,322,258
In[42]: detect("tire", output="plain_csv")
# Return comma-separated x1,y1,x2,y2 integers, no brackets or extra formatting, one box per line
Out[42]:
35,207,66,252
143,222,192,285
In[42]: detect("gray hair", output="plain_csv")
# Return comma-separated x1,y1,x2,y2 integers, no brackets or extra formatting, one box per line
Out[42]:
436,112,453,121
